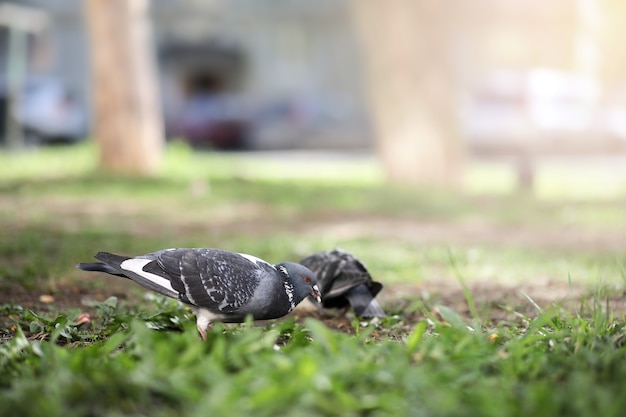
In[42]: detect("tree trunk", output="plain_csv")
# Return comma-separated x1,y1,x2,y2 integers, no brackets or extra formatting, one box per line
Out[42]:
85,0,163,175
351,0,463,187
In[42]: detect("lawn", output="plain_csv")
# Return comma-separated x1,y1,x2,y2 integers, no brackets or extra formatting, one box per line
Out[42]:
1,143,626,416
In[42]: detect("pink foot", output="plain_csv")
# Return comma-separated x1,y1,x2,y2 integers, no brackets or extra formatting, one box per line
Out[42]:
197,325,207,341
197,324,213,341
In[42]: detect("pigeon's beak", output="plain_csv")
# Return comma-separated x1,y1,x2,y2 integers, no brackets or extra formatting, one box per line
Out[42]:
311,284,322,303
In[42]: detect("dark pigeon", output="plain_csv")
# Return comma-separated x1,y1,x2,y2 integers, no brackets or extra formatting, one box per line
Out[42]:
300,248,385,318
77,248,321,339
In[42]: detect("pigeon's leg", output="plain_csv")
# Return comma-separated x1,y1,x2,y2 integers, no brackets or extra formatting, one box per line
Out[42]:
195,308,216,341
197,324,208,341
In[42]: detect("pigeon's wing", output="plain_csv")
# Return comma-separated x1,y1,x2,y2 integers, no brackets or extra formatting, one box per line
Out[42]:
300,251,345,308
327,249,383,297
301,248,386,315
299,252,345,296
155,248,266,312
302,250,372,300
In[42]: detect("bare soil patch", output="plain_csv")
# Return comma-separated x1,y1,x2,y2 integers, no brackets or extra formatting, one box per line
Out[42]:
301,216,626,252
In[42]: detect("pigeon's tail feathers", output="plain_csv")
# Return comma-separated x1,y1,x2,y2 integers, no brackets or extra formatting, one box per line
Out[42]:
358,299,386,318
95,252,133,268
345,284,387,318
83,252,180,301
76,262,127,277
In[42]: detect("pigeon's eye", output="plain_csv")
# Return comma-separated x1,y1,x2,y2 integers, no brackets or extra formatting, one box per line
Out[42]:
305,276,311,283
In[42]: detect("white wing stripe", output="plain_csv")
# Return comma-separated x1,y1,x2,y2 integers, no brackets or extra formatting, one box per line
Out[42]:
238,253,275,269
121,258,176,293
179,261,196,304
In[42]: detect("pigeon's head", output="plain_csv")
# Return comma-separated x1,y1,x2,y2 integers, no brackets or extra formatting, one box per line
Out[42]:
276,262,322,304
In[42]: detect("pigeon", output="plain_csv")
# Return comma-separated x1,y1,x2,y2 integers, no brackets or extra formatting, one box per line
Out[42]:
300,248,386,318
77,248,321,340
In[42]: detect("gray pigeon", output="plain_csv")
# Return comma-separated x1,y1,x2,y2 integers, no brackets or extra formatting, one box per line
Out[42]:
300,248,385,318
77,248,321,340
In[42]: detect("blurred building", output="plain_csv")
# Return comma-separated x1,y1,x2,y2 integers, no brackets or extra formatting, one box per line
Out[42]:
0,0,369,149
154,0,371,150
2,0,626,152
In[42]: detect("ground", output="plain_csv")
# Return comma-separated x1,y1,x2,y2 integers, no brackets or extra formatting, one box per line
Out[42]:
2,211,624,340
1,145,626,341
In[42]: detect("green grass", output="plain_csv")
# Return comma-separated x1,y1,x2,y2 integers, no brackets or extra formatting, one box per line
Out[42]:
2,143,626,416
2,297,626,416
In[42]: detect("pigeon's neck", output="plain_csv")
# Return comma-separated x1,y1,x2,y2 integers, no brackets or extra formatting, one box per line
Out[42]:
286,276,312,306
274,262,315,305
283,279,296,310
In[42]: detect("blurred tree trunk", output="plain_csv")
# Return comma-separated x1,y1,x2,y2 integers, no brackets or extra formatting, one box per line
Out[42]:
85,0,163,175
351,0,463,187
